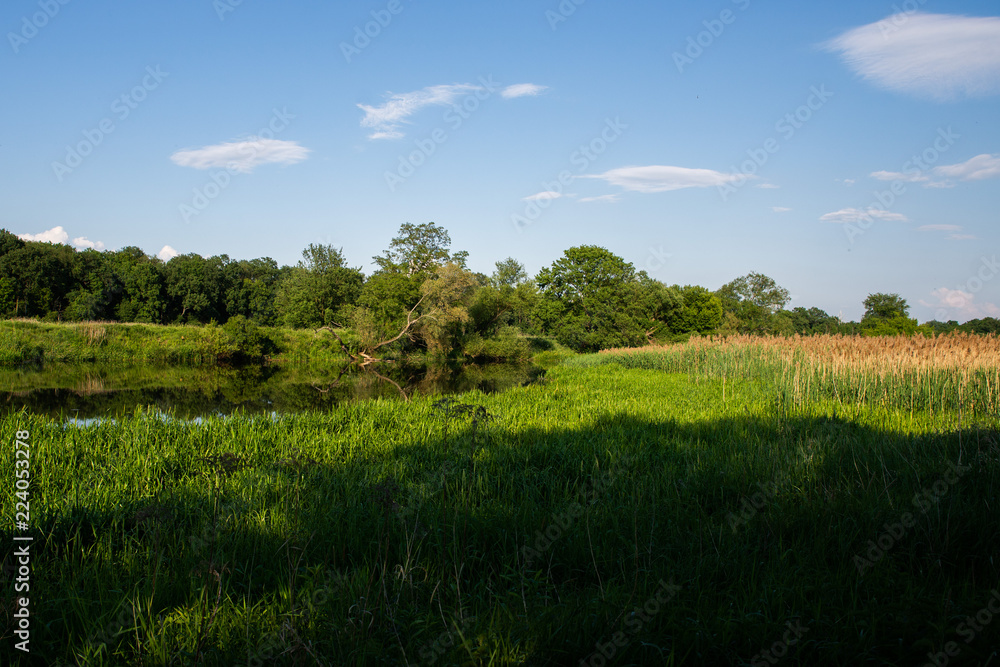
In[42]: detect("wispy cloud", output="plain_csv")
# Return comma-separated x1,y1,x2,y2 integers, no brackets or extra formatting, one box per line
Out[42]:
158,245,179,261
502,83,548,99
756,183,780,189
826,13,1000,101
523,191,565,201
358,84,481,139
871,170,930,183
580,194,621,203
584,165,747,193
921,288,1000,319
934,153,1000,181
871,153,1000,187
19,226,105,251
917,224,962,231
772,206,792,213
948,233,977,240
819,207,908,223
170,139,310,173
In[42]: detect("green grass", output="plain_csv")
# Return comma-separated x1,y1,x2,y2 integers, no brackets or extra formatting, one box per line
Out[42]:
0,320,347,366
2,362,999,665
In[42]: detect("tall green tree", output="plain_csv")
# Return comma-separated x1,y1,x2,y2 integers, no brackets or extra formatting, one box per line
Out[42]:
536,245,665,351
372,222,457,279
716,272,790,334
275,244,364,328
110,247,167,323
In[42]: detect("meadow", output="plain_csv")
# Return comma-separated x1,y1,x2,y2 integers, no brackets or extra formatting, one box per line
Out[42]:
1,334,999,665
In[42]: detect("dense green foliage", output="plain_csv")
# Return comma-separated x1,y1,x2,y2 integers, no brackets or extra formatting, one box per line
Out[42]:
1,224,990,356
3,352,998,664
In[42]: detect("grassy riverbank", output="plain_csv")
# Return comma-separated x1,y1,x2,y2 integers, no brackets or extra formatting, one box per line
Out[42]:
0,319,354,366
2,338,999,665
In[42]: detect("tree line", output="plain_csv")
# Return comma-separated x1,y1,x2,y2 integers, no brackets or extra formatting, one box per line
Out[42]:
1,223,994,356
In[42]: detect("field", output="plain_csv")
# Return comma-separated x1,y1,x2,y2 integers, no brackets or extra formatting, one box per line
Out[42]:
2,334,1000,665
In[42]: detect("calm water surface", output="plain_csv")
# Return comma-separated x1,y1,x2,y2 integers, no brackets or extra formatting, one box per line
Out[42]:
0,362,545,420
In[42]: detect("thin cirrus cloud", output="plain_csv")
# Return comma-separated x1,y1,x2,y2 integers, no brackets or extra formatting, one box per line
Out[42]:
359,82,546,139
819,208,908,224
501,83,548,99
18,225,104,251
583,165,746,194
917,224,976,240
917,224,962,231
871,153,1000,187
826,13,1000,101
772,207,792,213
580,194,621,204
523,191,565,202
170,139,311,174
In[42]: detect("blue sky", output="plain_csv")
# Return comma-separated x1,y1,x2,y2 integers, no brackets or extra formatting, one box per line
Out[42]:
2,0,999,322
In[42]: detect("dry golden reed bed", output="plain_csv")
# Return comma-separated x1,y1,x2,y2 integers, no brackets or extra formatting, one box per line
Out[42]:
599,333,1000,417
604,333,1000,373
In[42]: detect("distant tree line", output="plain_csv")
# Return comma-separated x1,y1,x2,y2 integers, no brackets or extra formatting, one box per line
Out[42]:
1,224,995,356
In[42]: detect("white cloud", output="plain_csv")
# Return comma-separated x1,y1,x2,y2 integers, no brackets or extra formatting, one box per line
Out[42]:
580,194,621,203
19,226,69,244
18,226,106,251
819,207,909,223
772,206,792,213
358,84,481,139
921,288,1000,318
826,13,1000,101
872,153,1000,188
934,153,1000,181
756,183,780,189
918,224,962,231
72,236,105,251
870,170,930,183
948,233,977,240
523,191,564,201
171,139,310,173
502,83,547,99
158,245,179,261
583,165,746,193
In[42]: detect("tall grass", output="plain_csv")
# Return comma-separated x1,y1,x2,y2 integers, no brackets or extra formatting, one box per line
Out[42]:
2,353,999,664
597,333,1000,419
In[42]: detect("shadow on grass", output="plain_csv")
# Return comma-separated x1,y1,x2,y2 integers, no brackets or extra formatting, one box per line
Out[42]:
2,411,999,666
